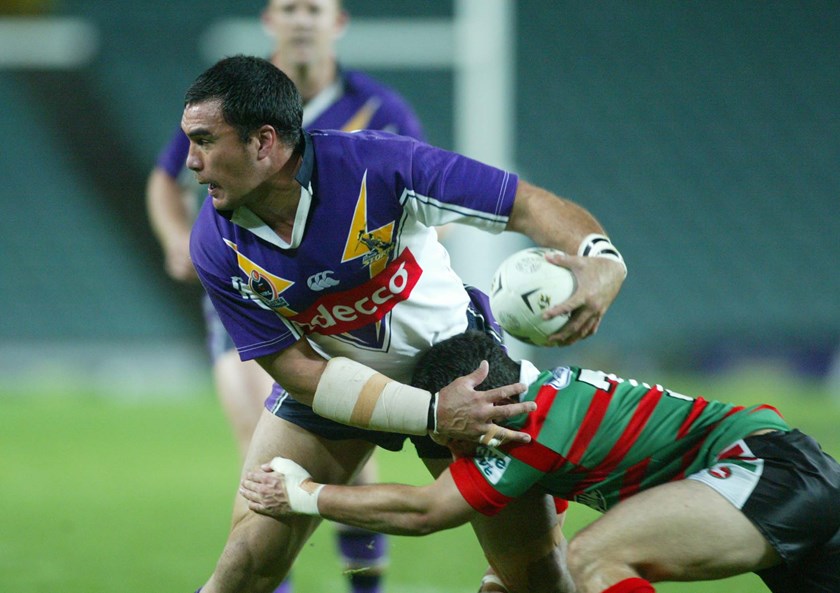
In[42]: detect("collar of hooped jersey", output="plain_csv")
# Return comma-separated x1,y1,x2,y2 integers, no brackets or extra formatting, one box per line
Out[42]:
519,359,541,390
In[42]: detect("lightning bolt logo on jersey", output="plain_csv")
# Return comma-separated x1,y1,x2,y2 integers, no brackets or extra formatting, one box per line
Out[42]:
341,170,395,278
190,129,518,380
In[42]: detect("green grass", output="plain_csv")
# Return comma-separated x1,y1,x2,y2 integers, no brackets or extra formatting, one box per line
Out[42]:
1,372,837,593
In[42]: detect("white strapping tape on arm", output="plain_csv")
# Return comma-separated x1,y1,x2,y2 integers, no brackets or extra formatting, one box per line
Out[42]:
312,357,431,435
577,232,627,276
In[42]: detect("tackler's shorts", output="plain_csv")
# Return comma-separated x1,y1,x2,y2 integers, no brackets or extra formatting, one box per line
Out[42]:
689,429,840,593
264,285,505,460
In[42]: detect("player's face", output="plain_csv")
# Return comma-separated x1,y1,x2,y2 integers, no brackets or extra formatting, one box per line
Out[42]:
181,100,262,212
263,0,346,67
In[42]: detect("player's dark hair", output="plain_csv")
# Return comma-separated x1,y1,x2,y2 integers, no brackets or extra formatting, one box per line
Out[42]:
411,331,520,393
184,55,303,148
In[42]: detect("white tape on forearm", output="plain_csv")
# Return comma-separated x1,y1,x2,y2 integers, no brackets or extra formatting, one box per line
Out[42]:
269,457,324,516
313,357,432,435
577,233,626,274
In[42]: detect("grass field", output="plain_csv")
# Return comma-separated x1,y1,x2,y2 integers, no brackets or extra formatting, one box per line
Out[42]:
1,371,837,593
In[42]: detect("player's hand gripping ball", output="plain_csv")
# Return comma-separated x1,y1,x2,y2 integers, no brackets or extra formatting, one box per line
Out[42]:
489,248,576,346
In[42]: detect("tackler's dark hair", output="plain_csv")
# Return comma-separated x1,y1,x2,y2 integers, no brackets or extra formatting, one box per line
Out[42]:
411,331,520,393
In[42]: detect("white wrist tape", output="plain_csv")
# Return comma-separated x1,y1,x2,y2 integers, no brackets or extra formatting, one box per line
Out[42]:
313,357,432,435
577,233,627,275
269,457,324,516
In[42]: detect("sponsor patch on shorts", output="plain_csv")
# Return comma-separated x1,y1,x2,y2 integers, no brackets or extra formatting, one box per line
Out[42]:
687,439,763,509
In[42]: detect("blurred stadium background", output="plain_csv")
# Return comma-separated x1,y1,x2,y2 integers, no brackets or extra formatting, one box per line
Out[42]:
1,1,838,591
1,0,838,393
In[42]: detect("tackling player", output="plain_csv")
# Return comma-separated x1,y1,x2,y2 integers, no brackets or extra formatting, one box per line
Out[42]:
242,331,840,593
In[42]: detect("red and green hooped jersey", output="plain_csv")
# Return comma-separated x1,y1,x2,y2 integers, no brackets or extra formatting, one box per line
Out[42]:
450,366,790,515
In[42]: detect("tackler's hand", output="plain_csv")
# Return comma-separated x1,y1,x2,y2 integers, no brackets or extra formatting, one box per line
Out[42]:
239,457,323,518
433,360,534,447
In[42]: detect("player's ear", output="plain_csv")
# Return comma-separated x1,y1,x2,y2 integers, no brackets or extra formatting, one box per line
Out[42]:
255,125,277,159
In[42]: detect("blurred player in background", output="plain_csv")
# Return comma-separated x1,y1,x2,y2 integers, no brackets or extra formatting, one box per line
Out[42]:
245,330,840,593
146,2,424,592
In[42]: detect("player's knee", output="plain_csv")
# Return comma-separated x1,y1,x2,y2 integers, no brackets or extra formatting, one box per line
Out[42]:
565,534,588,585
568,528,658,589
566,528,615,586
213,541,291,593
207,561,276,593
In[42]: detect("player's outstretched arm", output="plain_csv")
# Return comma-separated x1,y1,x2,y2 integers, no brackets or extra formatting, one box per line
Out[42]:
258,341,534,445
313,357,532,444
240,458,475,536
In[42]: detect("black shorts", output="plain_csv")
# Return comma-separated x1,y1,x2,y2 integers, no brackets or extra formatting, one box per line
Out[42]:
701,429,840,593
263,285,504,460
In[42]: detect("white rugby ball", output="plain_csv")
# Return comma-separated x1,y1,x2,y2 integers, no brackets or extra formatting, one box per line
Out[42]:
489,248,576,346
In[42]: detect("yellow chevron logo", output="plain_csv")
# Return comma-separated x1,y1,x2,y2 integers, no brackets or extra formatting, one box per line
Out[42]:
224,239,297,315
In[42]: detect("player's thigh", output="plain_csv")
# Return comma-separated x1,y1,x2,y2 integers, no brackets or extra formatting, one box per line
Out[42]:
242,409,375,483
570,479,780,582
223,412,376,565
233,410,376,527
471,488,565,593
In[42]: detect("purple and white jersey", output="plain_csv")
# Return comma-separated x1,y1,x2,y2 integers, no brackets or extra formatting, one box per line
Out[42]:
190,130,517,381
155,68,424,182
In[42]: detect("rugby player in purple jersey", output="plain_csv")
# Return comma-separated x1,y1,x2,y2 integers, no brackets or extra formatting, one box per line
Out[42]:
147,2,426,591
183,55,627,593
245,331,840,593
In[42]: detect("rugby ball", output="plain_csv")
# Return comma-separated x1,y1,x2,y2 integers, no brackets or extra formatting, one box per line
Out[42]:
489,248,576,346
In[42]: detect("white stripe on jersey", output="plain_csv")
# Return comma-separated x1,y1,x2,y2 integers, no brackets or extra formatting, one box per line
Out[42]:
399,188,511,230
